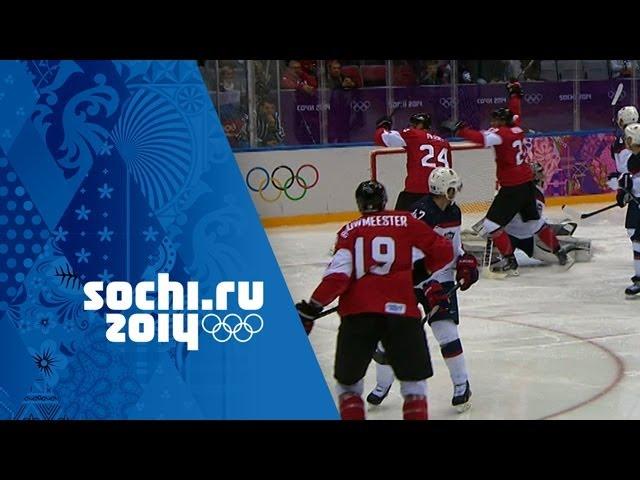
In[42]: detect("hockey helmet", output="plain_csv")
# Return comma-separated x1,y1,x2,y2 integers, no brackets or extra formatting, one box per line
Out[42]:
355,180,387,213
625,123,640,147
617,106,639,128
429,167,462,200
409,112,431,129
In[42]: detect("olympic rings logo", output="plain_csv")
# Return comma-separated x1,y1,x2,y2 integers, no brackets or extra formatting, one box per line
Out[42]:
524,93,543,104
201,313,264,343
246,164,320,202
351,100,371,112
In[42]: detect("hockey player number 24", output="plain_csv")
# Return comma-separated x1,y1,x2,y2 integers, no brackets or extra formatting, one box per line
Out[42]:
420,145,449,168
354,236,396,279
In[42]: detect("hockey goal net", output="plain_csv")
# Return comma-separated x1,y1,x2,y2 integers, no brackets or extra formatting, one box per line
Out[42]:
369,143,496,234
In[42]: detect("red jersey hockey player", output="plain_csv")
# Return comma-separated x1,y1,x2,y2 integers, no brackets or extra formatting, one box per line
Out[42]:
443,80,569,273
374,113,453,210
296,180,454,420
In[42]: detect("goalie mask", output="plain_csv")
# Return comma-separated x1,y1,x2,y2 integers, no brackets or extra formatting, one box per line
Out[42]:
429,167,462,201
617,106,639,129
531,162,545,187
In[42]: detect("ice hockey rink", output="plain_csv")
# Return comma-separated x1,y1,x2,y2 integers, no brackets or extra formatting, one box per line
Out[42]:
267,202,640,420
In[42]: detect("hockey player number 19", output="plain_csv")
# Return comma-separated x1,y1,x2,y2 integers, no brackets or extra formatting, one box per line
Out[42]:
420,145,449,168
354,236,396,279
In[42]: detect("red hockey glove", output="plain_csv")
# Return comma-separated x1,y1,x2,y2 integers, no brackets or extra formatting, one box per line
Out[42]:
423,281,450,312
456,253,479,291
506,80,523,98
296,299,323,335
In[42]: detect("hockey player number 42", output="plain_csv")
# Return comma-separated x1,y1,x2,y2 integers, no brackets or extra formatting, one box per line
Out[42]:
420,145,449,168
354,236,396,279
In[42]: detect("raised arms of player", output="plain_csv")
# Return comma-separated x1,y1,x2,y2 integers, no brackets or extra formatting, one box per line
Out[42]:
457,126,504,147
458,93,523,147
374,127,407,148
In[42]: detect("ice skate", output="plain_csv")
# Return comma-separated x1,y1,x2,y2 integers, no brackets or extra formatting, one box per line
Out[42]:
366,384,392,406
452,381,472,413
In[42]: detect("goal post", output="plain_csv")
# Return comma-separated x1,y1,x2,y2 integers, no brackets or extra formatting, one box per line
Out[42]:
369,142,496,233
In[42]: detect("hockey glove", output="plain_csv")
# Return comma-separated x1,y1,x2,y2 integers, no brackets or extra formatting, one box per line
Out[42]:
616,189,631,207
456,253,479,291
620,172,634,192
506,80,523,98
441,119,466,135
376,116,393,130
423,281,450,312
296,299,323,335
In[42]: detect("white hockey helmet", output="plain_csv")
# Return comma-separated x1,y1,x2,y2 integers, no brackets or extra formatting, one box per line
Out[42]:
617,106,639,128
625,123,640,147
429,167,462,200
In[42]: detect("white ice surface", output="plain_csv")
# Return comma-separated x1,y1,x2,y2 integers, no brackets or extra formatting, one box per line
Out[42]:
267,203,640,419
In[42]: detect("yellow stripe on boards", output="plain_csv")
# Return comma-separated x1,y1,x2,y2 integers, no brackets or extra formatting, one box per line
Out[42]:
261,193,617,228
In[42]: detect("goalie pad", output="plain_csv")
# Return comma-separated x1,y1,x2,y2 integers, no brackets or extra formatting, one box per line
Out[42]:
462,233,592,265
469,218,578,239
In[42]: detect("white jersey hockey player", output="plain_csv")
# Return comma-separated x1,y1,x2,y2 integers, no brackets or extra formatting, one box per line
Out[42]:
608,106,639,190
617,123,640,296
366,167,480,413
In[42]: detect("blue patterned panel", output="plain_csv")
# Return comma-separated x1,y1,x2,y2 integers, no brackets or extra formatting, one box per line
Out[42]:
0,155,50,314
0,61,39,154
30,61,130,180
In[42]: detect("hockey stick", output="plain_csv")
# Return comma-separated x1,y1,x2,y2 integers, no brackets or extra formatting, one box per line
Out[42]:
612,82,624,107
313,281,462,321
516,60,536,81
611,82,624,127
562,202,618,220
315,304,338,319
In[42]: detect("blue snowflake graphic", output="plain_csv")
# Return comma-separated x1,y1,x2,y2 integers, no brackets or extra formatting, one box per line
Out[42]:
75,205,91,221
98,183,113,199
98,269,114,282
142,226,158,242
97,226,113,242
53,226,68,242
75,248,91,263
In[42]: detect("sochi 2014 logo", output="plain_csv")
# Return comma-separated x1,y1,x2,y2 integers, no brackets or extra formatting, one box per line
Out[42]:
84,273,265,350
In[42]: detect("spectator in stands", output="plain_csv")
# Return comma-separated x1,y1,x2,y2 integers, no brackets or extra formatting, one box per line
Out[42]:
281,60,317,93
300,60,319,88
281,60,320,145
438,62,452,84
419,61,441,85
219,65,238,92
256,97,285,147
459,62,475,84
610,60,638,78
327,60,357,90
326,60,361,143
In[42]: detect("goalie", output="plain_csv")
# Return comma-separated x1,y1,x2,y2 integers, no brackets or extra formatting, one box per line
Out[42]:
466,162,591,267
